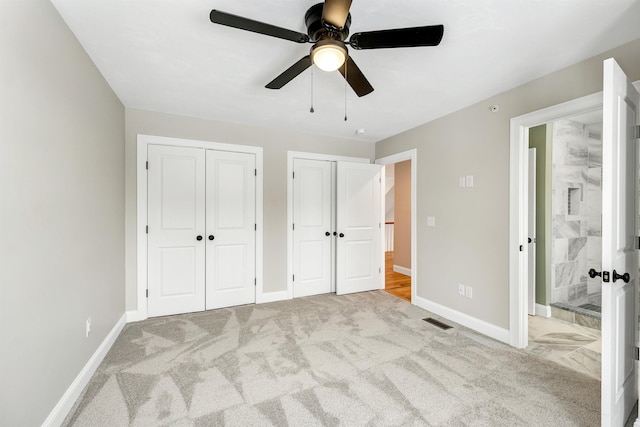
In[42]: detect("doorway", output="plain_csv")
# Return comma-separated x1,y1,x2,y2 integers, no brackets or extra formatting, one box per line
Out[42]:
382,161,412,302
510,60,640,425
376,149,417,304
525,114,603,380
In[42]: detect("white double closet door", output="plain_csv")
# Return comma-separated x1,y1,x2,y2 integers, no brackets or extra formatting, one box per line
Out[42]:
293,158,383,297
147,144,256,317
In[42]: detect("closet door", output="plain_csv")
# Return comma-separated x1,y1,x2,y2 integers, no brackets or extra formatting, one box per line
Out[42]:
147,145,206,317
293,159,333,297
206,150,256,309
336,161,383,295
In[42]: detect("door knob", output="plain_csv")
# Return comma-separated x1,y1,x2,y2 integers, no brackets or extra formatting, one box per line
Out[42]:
613,270,630,283
588,268,601,278
339,233,345,238
208,235,214,240
325,231,331,236
196,235,203,241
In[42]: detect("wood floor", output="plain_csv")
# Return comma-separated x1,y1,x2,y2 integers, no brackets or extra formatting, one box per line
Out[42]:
384,252,411,302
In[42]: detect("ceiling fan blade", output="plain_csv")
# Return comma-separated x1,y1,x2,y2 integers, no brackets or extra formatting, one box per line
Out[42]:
210,10,309,43
266,56,313,89
322,0,352,29
349,25,444,50
338,56,374,97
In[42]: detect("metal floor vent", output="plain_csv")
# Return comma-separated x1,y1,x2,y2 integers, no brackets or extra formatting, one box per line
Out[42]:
423,317,452,330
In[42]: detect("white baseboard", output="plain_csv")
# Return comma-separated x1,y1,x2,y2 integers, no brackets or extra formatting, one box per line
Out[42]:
414,295,510,344
393,265,412,277
256,290,290,304
535,304,551,318
126,310,141,322
42,313,126,427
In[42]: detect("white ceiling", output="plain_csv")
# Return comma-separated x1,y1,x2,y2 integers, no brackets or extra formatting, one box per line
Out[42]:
50,0,640,143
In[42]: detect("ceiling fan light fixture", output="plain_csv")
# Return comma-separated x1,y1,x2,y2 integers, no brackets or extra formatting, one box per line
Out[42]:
311,40,347,72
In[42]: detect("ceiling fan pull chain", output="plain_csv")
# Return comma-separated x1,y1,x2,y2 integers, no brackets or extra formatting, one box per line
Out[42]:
344,60,348,121
310,69,315,113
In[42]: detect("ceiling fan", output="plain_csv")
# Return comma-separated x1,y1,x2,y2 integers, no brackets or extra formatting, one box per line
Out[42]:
209,0,444,97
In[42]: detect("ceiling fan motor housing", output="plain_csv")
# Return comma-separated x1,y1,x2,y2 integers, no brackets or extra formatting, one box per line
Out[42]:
305,3,351,41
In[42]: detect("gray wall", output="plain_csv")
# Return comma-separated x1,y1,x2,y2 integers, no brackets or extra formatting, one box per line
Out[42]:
0,1,125,425
375,38,640,329
125,109,374,311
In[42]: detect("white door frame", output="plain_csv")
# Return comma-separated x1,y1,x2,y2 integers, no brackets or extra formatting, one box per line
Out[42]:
375,149,417,303
508,81,640,348
136,134,264,320
286,151,369,300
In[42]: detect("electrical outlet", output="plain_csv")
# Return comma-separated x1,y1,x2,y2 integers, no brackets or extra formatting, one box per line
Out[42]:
458,284,465,296
85,317,92,337
465,286,473,299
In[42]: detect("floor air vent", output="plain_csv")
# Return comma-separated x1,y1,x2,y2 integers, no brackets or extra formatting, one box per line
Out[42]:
423,317,452,330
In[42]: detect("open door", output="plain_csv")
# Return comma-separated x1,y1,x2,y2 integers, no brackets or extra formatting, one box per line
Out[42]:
528,148,537,316
336,161,383,295
601,58,639,426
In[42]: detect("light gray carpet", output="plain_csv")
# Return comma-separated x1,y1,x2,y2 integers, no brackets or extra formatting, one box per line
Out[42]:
63,291,599,426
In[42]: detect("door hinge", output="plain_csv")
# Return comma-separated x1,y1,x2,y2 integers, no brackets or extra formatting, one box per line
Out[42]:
292,172,295,179
293,223,295,230
146,225,148,234
255,169,257,176
635,346,639,361
254,224,257,231
146,161,148,170
379,267,381,273
636,236,640,250
254,278,257,286
292,275,295,282
634,125,640,139
146,289,148,298
519,245,523,252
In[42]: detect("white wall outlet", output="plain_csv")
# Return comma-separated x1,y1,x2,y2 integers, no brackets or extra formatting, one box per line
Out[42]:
465,285,473,299
85,317,92,337
458,176,466,188
427,216,436,227
466,175,474,187
458,284,465,296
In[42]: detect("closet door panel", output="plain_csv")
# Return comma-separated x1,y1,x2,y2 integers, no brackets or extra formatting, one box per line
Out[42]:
206,150,256,309
293,159,333,297
147,145,206,317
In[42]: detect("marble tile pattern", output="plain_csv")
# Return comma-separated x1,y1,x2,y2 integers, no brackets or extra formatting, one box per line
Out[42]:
62,292,600,426
551,120,602,309
528,315,601,381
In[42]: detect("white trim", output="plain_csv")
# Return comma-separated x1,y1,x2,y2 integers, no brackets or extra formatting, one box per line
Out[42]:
376,149,417,304
257,290,290,304
508,80,640,348
535,304,551,318
414,295,510,344
42,314,126,427
393,265,412,277
136,134,264,318
286,151,370,300
126,310,140,323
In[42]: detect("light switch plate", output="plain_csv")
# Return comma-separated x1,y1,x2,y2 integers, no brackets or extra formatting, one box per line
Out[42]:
458,176,466,188
466,175,474,187
427,216,436,227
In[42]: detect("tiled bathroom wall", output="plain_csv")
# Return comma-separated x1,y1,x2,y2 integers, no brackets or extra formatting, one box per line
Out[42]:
551,119,602,309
